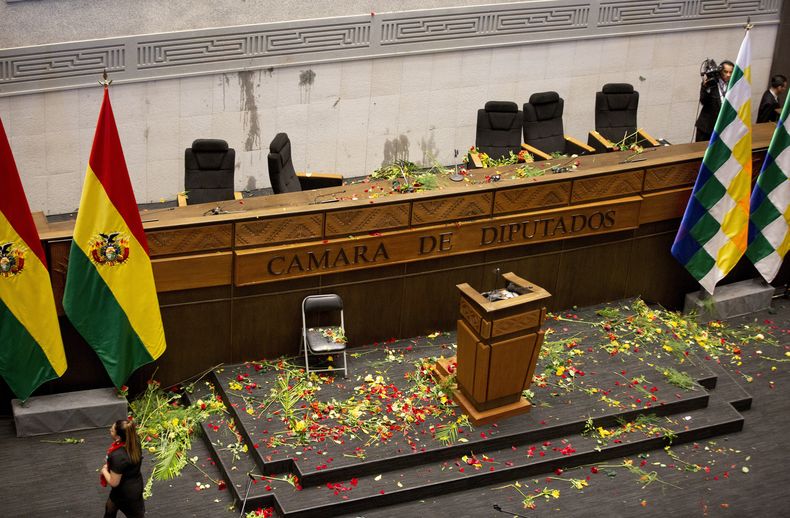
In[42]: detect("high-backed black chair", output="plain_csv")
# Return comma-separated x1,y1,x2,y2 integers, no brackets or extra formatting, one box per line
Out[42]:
474,101,523,162
267,133,343,194
588,83,659,152
182,139,237,205
522,91,594,159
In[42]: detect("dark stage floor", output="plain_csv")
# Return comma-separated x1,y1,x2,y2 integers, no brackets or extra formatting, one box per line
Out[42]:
1,297,789,517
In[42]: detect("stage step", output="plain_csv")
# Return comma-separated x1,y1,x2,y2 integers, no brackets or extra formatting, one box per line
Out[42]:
194,356,747,517
185,380,268,512
215,359,708,487
268,394,743,517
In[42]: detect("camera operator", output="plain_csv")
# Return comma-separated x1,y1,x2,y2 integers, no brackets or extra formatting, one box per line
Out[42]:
694,59,734,142
757,74,787,123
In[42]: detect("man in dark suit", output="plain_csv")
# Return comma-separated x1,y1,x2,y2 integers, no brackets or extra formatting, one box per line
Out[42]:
695,60,734,142
757,74,787,123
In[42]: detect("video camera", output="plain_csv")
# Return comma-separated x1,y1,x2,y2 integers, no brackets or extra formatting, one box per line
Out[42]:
700,58,721,81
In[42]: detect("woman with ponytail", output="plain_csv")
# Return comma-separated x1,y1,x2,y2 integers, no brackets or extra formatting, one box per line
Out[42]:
101,419,145,517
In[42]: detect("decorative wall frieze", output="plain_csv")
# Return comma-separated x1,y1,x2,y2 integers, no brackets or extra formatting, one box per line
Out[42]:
0,0,780,96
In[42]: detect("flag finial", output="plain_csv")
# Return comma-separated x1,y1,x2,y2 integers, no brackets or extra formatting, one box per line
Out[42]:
745,17,753,31
98,69,112,88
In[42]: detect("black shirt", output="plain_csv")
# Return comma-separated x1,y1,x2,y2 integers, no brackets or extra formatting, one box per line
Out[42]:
107,447,144,509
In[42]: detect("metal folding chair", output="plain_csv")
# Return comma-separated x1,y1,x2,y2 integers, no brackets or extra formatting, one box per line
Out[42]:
301,294,348,378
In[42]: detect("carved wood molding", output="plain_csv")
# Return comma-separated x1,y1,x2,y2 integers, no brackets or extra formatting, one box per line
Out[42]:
324,203,410,237
459,297,483,335
235,214,323,247
411,193,493,226
571,171,644,203
147,224,233,257
491,309,542,338
643,161,700,191
493,182,572,214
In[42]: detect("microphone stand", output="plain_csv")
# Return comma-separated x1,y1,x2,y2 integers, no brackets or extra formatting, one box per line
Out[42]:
239,472,255,517
450,149,464,182
312,190,346,204
202,201,247,216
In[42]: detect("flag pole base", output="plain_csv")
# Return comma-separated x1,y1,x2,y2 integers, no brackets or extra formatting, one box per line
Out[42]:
683,278,774,322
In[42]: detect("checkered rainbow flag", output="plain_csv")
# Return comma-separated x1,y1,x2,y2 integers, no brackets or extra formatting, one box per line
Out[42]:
746,95,790,282
672,29,752,294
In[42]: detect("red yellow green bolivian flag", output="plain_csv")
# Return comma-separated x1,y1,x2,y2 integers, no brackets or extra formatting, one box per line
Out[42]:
63,88,166,388
0,117,67,400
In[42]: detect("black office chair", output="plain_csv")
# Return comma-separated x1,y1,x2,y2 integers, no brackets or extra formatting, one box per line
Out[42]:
588,83,659,152
301,294,348,378
522,91,594,159
267,133,343,194
182,139,237,205
474,101,523,163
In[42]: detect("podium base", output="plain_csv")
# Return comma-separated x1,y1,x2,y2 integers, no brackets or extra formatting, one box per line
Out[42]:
451,388,532,426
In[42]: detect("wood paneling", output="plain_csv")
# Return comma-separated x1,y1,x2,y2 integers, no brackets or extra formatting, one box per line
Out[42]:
231,290,313,361
152,252,232,292
47,240,71,315
473,342,489,403
329,278,405,346
571,170,644,203
625,231,696,308
401,265,483,339
235,214,323,247
487,333,536,400
147,224,232,257
493,182,572,214
639,187,692,224
644,161,700,191
324,203,410,237
411,193,492,225
158,300,231,384
455,319,477,395
553,239,634,310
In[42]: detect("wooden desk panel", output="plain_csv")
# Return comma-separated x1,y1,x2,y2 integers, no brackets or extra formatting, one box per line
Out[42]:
152,252,232,292
493,182,572,214
324,203,411,237
235,214,324,247
147,224,233,257
644,160,700,191
411,192,493,225
571,170,644,203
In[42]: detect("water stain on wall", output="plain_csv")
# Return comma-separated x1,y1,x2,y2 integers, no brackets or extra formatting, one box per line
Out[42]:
299,69,315,104
220,74,231,111
239,70,261,152
383,134,410,165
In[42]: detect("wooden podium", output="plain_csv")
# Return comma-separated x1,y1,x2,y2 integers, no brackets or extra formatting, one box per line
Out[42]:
436,273,551,425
